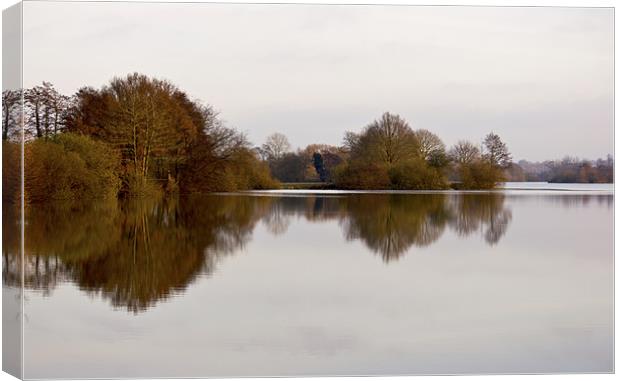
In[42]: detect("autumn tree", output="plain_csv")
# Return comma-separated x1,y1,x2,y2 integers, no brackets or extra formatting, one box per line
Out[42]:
180,124,275,192
107,75,193,186
63,73,277,195
303,144,345,183
64,74,196,193
448,134,510,189
64,87,116,139
346,112,420,165
336,112,448,189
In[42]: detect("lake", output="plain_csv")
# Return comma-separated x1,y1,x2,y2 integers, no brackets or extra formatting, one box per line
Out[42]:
2,184,614,378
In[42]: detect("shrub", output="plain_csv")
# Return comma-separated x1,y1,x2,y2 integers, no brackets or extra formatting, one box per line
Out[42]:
122,173,162,198
231,149,280,190
24,133,121,202
388,159,449,190
333,162,391,190
249,160,280,190
184,148,279,193
455,160,505,190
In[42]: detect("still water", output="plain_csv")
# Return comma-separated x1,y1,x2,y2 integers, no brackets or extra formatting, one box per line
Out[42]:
2,187,614,378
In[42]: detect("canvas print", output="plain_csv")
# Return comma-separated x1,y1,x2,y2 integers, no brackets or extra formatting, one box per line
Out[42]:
1,1,614,379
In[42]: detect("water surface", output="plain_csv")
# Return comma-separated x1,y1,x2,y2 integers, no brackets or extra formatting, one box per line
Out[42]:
2,187,614,378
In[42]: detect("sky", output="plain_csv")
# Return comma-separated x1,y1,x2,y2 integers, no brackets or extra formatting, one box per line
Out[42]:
21,2,613,161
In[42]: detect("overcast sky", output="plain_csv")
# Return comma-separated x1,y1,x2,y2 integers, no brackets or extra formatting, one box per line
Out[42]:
22,2,613,161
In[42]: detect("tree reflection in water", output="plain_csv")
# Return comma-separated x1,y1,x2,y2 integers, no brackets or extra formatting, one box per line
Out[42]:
3,195,272,313
5,192,606,312
341,195,451,261
447,194,513,246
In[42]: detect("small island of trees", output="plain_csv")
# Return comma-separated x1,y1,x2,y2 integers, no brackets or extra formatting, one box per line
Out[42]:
1,73,610,204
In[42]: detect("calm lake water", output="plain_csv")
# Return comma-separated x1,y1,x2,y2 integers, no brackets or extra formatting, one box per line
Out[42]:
2,184,614,378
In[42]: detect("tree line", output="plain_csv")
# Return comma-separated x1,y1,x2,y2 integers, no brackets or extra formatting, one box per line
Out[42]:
507,156,613,183
7,73,611,203
258,112,512,190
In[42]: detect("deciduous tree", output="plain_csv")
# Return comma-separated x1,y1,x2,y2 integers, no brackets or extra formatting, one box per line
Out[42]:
348,112,420,165
260,133,291,161
2,89,21,141
483,132,511,168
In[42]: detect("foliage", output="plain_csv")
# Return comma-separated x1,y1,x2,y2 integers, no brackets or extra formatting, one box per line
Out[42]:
10,75,612,197
269,152,308,183
220,149,280,191
335,112,448,189
448,134,510,189
24,133,121,202
346,112,420,165
333,161,391,189
65,74,200,190
453,159,505,190
179,129,278,192
310,148,344,182
2,141,21,203
389,159,449,190
61,73,278,196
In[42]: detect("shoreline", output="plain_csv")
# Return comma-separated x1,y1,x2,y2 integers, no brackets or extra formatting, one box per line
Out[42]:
235,186,614,196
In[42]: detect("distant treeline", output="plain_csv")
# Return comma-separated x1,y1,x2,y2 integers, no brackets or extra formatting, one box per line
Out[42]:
2,73,610,203
504,157,613,183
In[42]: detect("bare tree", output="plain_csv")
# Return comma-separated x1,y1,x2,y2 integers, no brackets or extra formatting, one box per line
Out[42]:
24,85,44,138
342,131,360,153
449,140,480,164
23,82,70,139
261,133,291,160
2,89,20,140
414,129,445,161
482,132,511,168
